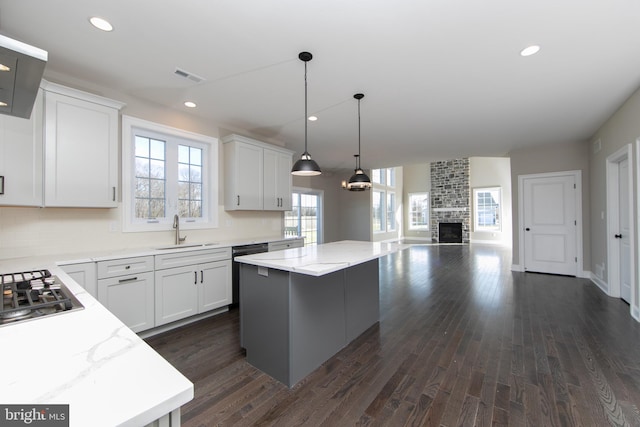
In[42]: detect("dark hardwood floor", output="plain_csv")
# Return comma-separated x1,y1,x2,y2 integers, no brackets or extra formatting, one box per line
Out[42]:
146,244,640,426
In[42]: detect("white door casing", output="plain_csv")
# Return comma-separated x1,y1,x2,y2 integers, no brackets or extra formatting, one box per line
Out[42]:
619,158,631,303
518,171,582,276
606,144,635,311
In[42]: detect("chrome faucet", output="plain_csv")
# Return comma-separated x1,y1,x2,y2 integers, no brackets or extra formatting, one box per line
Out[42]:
173,214,187,245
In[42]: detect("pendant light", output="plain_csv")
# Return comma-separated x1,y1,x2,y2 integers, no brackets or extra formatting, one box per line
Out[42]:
291,52,321,176
347,93,372,191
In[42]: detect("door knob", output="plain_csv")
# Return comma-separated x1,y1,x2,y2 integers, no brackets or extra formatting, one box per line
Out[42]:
615,234,622,239
525,227,530,231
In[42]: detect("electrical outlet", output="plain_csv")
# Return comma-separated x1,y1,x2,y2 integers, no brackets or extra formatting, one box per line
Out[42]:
109,221,118,232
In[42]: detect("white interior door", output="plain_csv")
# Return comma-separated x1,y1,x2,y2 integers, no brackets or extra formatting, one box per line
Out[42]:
522,174,577,276
618,158,631,303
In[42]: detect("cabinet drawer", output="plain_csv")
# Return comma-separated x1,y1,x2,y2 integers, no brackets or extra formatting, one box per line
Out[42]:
97,256,154,279
268,239,304,252
97,271,155,333
155,247,231,270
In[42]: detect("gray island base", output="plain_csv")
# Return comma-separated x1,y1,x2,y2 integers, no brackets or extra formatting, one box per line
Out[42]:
240,259,379,387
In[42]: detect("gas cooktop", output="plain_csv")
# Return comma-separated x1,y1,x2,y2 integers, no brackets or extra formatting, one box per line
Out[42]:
1,269,83,326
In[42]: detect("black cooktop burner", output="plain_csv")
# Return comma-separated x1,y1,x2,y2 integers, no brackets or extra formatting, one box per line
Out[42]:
1,269,83,326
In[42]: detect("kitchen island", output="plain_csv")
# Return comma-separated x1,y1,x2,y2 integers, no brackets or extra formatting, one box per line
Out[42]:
236,240,409,387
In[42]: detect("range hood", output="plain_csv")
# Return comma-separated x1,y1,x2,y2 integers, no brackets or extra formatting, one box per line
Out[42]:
0,34,47,119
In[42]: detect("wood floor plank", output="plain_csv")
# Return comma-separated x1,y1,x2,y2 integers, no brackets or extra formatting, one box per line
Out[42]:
145,244,640,427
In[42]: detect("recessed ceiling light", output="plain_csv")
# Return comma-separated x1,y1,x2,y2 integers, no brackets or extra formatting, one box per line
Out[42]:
89,16,113,32
0,64,10,72
184,101,197,108
520,45,540,57
0,102,7,107
308,116,317,121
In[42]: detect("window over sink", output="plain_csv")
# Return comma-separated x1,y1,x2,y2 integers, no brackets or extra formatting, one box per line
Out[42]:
122,116,218,232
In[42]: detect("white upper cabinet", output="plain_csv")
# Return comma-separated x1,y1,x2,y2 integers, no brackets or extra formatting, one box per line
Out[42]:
224,137,263,210
0,89,44,207
42,81,124,207
223,134,293,211
263,149,292,211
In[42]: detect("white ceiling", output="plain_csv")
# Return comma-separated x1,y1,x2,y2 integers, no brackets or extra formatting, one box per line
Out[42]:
2,0,640,171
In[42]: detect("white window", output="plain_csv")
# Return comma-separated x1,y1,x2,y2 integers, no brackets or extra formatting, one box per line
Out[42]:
122,116,218,232
285,189,323,245
473,187,501,231
372,169,383,185
408,192,430,230
386,168,396,187
386,192,396,231
373,190,385,232
372,167,395,187
372,167,397,233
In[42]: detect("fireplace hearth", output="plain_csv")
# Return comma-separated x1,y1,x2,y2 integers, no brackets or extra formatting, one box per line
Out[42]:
438,222,463,243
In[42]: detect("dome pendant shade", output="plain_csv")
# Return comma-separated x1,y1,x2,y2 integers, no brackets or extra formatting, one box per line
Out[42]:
292,52,321,176
347,93,371,191
292,151,321,176
347,167,372,191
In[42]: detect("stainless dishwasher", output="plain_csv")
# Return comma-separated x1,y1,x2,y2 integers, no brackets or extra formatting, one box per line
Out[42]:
231,243,269,306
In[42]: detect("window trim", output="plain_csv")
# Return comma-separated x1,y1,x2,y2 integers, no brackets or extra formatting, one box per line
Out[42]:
473,186,501,232
372,167,397,234
287,187,324,245
122,115,218,232
386,192,396,232
408,192,430,230
372,189,386,233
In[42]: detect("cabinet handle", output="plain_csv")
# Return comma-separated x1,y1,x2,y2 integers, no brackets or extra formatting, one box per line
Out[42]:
194,271,198,284
0,175,4,195
125,265,131,269
112,186,116,202
237,195,240,206
200,270,204,283
118,277,137,283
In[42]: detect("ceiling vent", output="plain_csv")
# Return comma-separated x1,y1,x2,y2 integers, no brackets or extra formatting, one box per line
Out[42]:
174,67,205,84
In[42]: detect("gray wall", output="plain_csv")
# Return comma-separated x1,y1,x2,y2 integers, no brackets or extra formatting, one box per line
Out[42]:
293,170,371,243
588,86,640,318
508,140,591,270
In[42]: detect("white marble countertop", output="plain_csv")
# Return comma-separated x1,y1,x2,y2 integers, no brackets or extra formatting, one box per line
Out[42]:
52,235,302,265
0,235,303,426
0,267,193,427
234,240,411,276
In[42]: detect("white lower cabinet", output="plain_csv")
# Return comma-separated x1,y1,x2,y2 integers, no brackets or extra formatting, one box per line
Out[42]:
59,261,97,298
98,272,155,333
155,248,231,327
97,256,155,333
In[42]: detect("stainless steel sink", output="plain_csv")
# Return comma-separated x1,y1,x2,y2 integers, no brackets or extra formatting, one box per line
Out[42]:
155,243,219,250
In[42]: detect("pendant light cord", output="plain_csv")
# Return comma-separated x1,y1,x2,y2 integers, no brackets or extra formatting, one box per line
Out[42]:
357,97,361,169
304,60,308,153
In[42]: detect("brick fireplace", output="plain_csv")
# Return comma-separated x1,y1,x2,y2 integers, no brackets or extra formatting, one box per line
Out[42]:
430,158,470,243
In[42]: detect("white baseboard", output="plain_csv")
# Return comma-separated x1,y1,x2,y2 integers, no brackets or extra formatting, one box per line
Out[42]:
590,273,609,295
578,270,591,279
511,264,524,272
469,239,510,247
138,306,229,339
